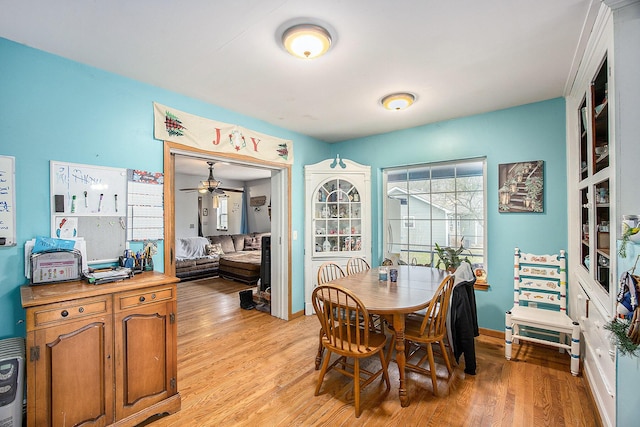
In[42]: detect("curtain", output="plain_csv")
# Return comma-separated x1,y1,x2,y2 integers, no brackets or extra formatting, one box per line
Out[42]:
240,186,249,234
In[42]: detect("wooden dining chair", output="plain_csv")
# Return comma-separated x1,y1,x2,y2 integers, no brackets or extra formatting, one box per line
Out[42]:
346,257,385,333
317,261,346,285
315,262,346,370
346,257,370,275
394,274,456,396
312,284,391,418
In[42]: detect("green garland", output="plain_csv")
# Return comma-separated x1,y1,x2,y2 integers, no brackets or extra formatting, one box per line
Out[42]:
604,318,640,357
619,226,639,258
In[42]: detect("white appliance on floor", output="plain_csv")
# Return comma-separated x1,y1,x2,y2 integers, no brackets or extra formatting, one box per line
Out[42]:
0,337,25,427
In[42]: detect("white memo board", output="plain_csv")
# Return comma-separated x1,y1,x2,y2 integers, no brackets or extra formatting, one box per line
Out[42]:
50,161,128,263
0,155,16,246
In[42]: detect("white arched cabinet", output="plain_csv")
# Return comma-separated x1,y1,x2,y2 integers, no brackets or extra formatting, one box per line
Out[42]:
304,156,371,314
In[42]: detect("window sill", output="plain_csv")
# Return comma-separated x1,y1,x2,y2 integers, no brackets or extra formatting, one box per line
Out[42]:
474,282,490,291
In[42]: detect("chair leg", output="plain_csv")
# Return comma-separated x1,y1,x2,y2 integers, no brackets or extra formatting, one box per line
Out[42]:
354,357,361,418
443,335,458,369
315,348,332,396
315,328,324,370
378,347,391,391
570,321,581,376
427,343,438,396
439,341,453,376
505,311,513,360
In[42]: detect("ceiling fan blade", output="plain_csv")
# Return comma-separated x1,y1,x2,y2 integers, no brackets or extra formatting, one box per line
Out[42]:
180,188,209,194
219,187,244,193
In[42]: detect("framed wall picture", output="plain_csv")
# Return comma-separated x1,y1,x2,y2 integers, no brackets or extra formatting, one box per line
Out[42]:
498,160,544,213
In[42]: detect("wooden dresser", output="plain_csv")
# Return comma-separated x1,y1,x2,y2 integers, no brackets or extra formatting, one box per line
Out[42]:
21,272,181,427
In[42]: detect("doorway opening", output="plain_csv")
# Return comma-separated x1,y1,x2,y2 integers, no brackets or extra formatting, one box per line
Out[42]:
163,142,291,320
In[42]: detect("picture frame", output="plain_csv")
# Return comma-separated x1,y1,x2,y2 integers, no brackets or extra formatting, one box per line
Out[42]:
203,208,208,216
498,160,544,213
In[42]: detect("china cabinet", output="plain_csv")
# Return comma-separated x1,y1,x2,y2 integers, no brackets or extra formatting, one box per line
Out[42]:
304,156,371,314
21,272,180,427
567,4,622,425
568,3,640,425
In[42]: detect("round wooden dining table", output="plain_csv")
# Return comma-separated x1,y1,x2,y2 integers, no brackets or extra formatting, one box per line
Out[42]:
323,265,450,407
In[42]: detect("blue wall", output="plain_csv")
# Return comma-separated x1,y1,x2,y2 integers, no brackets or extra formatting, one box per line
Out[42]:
333,98,568,332
6,32,638,427
0,36,567,338
0,37,329,339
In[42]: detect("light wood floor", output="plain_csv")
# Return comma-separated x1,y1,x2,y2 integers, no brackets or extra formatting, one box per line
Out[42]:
149,277,601,427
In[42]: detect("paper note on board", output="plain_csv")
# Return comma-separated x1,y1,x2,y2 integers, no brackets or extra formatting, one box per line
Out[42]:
0,155,16,246
55,216,79,239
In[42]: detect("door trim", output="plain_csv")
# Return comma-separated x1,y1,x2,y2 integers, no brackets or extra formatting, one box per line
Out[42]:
163,141,292,319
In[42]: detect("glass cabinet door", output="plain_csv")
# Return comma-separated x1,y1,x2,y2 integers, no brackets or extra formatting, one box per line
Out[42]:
594,178,610,292
313,178,362,255
592,57,609,174
577,54,610,297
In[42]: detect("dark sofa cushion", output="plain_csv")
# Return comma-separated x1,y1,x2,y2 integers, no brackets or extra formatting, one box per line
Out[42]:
194,257,219,266
175,259,196,269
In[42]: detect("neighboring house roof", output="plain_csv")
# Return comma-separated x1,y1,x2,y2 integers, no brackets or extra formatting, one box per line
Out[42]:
387,186,451,215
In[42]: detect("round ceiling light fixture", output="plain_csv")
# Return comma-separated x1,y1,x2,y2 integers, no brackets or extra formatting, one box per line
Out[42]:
380,92,416,111
281,23,332,59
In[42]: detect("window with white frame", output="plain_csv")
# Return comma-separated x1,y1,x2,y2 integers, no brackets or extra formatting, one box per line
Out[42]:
383,158,486,269
217,197,228,231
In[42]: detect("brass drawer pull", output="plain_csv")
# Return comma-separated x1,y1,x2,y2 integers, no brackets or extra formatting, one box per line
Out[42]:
139,296,146,302
61,310,69,317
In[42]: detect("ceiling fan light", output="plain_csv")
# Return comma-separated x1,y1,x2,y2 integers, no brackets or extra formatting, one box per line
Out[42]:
282,24,332,59
381,92,416,110
201,161,221,193
201,179,220,190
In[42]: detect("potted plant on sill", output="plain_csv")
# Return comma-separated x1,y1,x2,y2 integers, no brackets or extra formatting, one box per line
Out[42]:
434,238,471,273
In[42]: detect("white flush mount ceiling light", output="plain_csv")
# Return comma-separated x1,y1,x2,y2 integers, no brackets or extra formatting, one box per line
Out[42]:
381,93,416,111
282,24,332,59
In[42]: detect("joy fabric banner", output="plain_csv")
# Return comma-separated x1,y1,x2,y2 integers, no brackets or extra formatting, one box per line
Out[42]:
153,102,293,164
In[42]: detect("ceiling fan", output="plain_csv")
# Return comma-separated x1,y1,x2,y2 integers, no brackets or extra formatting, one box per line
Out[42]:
179,161,243,195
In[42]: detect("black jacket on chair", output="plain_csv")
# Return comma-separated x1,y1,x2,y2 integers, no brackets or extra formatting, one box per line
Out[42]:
448,272,479,375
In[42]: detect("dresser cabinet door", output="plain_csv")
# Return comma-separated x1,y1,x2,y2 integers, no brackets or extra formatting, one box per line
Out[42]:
114,286,177,420
29,313,113,427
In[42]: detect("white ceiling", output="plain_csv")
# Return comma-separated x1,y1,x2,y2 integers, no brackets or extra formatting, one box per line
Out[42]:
0,0,597,146
174,155,272,181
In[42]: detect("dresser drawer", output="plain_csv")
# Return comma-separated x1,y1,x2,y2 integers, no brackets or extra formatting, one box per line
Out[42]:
28,295,111,330
582,300,616,384
115,286,175,311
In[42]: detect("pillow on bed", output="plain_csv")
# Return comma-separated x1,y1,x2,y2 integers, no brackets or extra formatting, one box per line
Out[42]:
206,243,224,256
